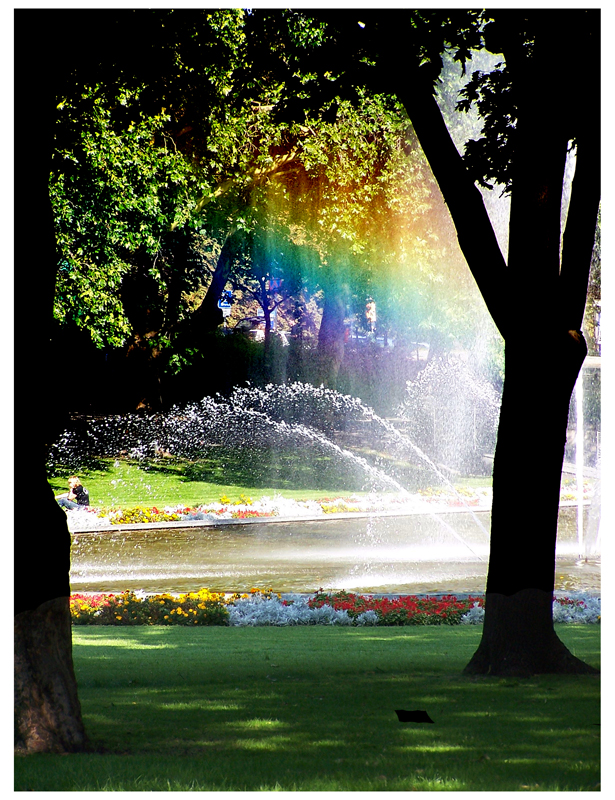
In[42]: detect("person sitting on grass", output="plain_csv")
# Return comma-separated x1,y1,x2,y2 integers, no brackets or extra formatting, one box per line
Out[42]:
56,475,90,511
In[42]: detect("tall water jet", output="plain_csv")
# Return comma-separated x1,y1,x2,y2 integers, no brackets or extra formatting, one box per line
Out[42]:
568,357,602,560
575,370,584,557
397,356,500,476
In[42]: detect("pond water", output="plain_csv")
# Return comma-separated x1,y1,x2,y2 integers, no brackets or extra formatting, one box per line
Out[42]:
70,506,599,596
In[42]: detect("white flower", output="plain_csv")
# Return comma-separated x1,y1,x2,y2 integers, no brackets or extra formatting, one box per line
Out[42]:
355,610,379,626
552,596,600,623
460,602,485,625
460,595,600,625
227,596,353,626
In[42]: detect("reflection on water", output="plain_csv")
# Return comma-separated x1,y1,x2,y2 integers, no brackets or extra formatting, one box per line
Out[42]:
70,508,599,596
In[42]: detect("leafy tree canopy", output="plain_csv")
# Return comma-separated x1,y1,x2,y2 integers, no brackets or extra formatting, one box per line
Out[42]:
51,8,487,368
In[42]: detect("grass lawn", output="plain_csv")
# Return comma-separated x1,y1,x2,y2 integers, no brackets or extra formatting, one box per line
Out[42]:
46,455,372,508
15,624,600,791
47,455,492,510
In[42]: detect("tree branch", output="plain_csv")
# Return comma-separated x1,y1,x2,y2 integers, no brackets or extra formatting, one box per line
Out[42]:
391,71,510,338
558,133,601,332
190,148,300,220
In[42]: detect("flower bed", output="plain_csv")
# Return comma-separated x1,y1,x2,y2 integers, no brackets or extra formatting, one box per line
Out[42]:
69,589,600,627
320,500,364,514
64,490,492,531
97,499,279,526
418,486,482,507
103,506,182,525
60,478,596,532
308,590,485,625
70,588,231,626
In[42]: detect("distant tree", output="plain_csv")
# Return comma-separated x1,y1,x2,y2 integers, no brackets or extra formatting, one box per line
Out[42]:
584,207,601,356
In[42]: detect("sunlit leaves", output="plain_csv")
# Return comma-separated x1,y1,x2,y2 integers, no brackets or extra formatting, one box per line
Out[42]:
51,84,204,346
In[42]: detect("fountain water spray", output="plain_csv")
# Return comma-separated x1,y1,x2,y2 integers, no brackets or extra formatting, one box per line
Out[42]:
57,379,601,595
49,382,491,562
575,372,584,557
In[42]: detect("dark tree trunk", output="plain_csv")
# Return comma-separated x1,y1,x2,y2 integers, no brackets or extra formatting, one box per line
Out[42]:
191,229,241,335
120,265,167,410
15,597,88,754
15,14,88,752
316,291,347,387
462,11,600,677
260,276,273,350
464,331,598,676
463,589,597,678
123,335,165,411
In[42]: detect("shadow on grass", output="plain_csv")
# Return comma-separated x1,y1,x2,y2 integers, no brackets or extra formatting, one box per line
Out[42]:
48,455,114,478
179,449,370,492
49,449,371,496
15,626,600,791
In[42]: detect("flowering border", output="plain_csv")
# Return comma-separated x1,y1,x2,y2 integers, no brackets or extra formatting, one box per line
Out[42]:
307,590,485,625
95,502,279,526
60,477,595,533
69,589,600,627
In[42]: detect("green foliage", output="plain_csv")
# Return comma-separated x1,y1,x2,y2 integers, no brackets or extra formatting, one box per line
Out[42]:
51,84,203,346
49,10,489,376
44,7,599,414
